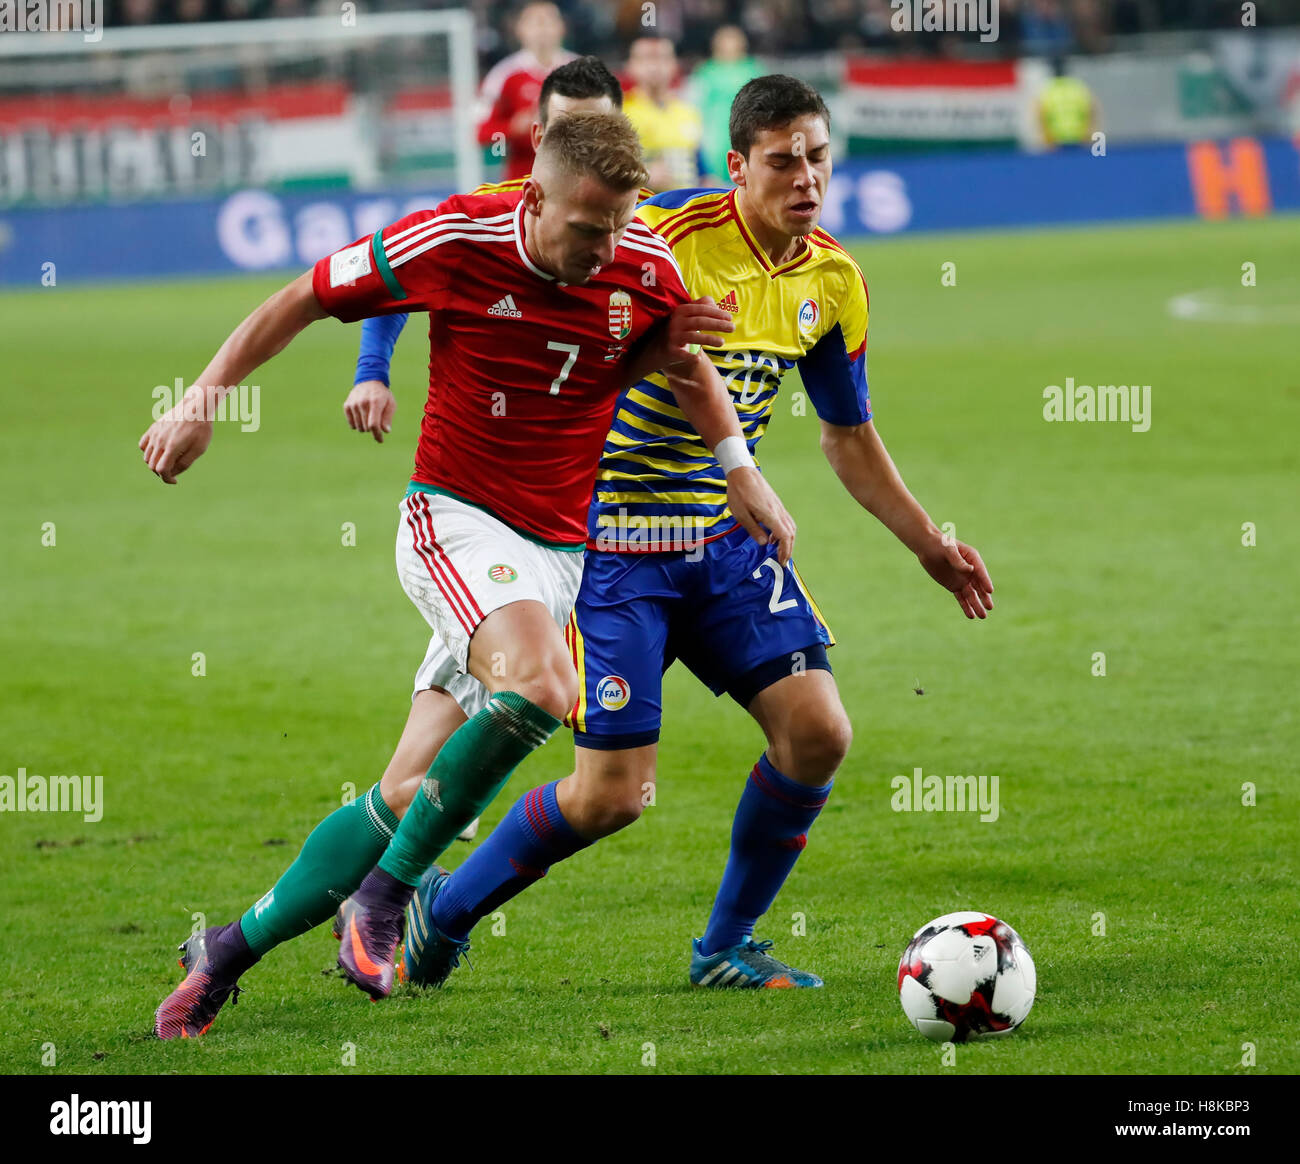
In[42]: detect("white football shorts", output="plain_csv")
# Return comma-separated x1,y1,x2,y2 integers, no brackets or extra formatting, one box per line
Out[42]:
396,489,585,717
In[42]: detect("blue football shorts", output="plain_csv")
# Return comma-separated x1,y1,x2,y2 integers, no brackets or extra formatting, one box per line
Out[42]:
565,524,834,750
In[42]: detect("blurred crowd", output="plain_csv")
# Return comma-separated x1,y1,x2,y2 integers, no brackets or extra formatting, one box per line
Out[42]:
105,1,1287,62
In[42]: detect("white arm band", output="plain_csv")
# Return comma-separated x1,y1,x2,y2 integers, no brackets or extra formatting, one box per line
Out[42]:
715,435,755,474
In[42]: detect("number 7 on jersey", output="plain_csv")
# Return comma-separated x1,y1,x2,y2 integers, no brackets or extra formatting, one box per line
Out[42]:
546,342,580,395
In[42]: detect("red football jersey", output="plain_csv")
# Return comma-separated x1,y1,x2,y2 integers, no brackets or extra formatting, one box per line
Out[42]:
312,189,690,547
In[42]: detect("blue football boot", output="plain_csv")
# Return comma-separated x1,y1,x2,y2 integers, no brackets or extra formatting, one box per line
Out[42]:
690,937,823,989
396,866,472,989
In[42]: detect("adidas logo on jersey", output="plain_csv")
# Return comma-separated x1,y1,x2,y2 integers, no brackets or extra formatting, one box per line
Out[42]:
717,290,739,314
488,294,523,319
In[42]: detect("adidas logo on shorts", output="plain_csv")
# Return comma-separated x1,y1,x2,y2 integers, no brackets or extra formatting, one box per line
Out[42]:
488,294,523,319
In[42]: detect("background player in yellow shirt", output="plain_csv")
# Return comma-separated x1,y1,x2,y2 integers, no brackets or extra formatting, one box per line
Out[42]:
395,76,995,992
622,35,705,192
1038,57,1099,149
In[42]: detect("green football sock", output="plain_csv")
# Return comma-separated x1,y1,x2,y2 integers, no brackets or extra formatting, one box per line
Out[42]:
239,782,398,956
378,691,560,887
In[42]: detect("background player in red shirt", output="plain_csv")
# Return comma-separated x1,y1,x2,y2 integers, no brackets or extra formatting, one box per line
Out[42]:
146,112,796,1034
477,1,576,181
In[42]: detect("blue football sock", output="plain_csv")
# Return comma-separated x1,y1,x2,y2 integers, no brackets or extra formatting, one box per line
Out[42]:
699,754,832,958
431,781,590,942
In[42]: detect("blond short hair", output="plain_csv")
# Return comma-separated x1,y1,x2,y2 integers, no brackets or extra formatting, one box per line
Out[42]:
534,110,648,192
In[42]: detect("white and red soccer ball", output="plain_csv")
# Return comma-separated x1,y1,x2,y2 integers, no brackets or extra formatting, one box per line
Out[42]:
898,912,1037,1042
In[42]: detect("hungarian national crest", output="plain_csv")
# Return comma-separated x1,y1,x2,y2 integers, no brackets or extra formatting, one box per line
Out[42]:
607,290,632,340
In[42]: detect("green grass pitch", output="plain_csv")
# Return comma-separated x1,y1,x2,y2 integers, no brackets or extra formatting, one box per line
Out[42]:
0,215,1296,1075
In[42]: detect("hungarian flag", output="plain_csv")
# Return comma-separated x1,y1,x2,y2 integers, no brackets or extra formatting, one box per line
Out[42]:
843,59,1039,155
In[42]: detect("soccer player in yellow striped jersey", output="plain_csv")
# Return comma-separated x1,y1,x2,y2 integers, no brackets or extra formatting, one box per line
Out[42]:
591,190,867,553
374,76,996,993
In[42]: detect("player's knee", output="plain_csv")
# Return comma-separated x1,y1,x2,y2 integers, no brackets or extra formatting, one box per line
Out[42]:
379,765,422,819
503,650,579,723
563,767,648,837
512,664,578,723
785,706,853,780
571,786,644,837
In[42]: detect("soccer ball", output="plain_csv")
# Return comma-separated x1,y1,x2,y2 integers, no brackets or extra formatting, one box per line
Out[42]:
897,911,1036,1042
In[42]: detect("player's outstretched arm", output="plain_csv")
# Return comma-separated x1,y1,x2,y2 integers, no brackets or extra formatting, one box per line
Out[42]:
664,352,796,565
819,418,993,619
139,271,328,484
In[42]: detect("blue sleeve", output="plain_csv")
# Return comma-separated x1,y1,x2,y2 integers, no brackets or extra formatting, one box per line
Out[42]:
637,186,729,209
796,323,871,427
354,312,409,387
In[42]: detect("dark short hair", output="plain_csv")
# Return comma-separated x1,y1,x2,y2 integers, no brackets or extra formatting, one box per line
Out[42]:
539,56,624,125
729,74,831,158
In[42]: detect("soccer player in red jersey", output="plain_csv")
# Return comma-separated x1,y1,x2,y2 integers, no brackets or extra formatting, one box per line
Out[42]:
145,112,795,1035
344,56,642,848
477,1,576,181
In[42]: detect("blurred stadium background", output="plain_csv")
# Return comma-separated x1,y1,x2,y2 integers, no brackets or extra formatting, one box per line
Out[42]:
2,1,1298,278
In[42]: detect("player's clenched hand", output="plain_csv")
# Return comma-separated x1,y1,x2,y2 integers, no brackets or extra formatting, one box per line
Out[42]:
919,538,994,619
662,296,735,364
726,466,796,566
138,394,213,485
344,380,395,443
624,300,736,386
